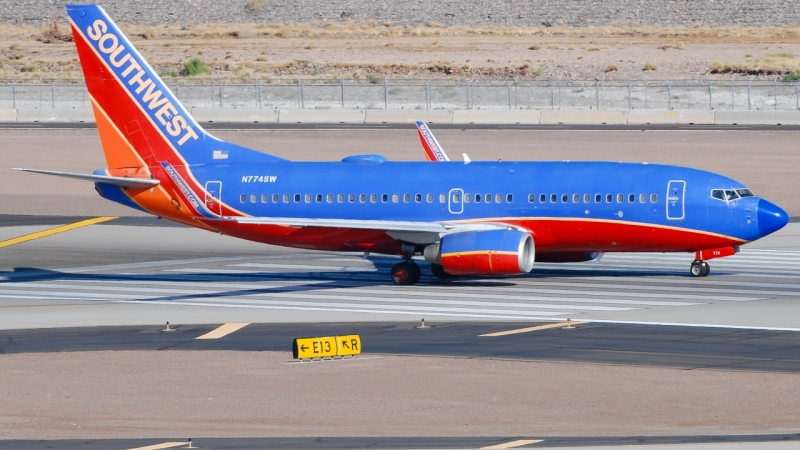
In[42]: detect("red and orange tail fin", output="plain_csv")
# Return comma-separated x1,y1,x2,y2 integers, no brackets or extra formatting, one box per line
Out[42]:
415,121,450,162
67,4,285,172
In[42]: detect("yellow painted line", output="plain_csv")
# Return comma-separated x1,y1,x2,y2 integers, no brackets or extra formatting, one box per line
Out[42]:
481,439,543,449
479,322,585,337
126,442,188,450
195,322,250,340
0,216,117,249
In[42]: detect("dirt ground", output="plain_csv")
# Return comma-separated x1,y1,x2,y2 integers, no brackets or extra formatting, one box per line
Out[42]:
4,23,800,80
2,128,798,217
0,351,798,439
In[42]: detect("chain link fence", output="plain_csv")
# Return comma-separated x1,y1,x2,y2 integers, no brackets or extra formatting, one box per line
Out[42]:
2,79,799,111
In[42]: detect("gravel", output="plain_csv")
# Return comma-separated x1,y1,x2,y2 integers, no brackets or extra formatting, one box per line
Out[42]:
2,0,800,27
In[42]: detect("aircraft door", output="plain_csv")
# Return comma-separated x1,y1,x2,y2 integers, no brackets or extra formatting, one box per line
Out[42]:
666,180,686,220
448,188,464,214
205,181,223,216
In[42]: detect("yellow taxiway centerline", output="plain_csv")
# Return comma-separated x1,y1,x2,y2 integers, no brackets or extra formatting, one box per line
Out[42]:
0,216,117,249
126,442,189,450
479,322,585,337
481,439,544,449
195,322,251,340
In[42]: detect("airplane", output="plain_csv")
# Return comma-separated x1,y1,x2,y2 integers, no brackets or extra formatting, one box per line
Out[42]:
13,4,789,286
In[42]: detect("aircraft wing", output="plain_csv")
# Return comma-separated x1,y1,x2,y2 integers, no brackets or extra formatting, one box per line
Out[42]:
13,168,160,188
229,216,511,244
415,121,450,162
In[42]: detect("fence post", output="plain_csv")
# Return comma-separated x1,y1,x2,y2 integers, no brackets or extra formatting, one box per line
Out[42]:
601,76,605,109
219,81,223,108
211,80,214,109
384,78,388,109
466,80,470,109
257,79,262,108
708,81,713,109
557,79,561,110
730,77,734,110
644,82,648,110
667,81,671,110
627,82,631,110
300,80,305,109
507,81,512,110
341,79,344,108
39,77,42,108
514,78,518,109
550,81,554,110
425,79,430,110
796,82,798,110
774,77,778,110
687,80,691,109
12,81,15,109
51,81,54,109
595,80,599,110
747,80,751,110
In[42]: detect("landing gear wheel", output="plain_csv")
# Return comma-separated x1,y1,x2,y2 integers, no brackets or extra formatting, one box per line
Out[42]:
690,262,703,277
408,262,422,284
700,261,710,277
430,263,452,279
391,262,419,286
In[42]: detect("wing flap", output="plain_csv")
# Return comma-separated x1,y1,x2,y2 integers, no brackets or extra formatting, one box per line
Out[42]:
13,168,160,188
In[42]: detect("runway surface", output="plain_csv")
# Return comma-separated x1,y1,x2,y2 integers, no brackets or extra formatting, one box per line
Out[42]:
3,434,799,450
3,321,800,372
1,218,799,330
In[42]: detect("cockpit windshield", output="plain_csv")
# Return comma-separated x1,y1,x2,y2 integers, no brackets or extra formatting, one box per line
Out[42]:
711,188,756,202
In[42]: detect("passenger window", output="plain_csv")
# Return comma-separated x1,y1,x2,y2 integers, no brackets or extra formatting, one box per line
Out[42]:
550,194,557,203
415,194,422,203
283,194,290,203
561,194,568,203
348,194,355,203
304,194,311,203
316,194,323,203
273,193,279,203
476,194,482,203
583,193,590,203
606,194,612,203
650,194,658,203
639,193,646,203
294,194,301,203
496,194,502,203
326,194,333,203
711,189,725,201
403,193,410,203
616,194,623,203
240,193,246,203
382,194,388,203
440,194,446,203
392,194,399,203
539,194,546,203
359,194,366,203
337,194,344,203
261,194,268,203
452,193,460,203
725,190,739,201
486,194,492,204
250,194,257,203
595,194,601,203
371,194,377,203
464,194,471,203
528,194,535,203
573,194,579,203
426,194,433,203
506,194,513,203
628,194,634,203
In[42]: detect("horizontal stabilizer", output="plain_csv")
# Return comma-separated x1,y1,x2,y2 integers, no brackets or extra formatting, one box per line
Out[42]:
12,168,160,188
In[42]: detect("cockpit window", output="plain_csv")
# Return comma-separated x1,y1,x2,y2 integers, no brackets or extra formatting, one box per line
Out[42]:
711,189,725,201
736,189,755,198
724,190,739,201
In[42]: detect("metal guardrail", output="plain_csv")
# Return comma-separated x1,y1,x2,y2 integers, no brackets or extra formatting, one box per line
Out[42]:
3,79,799,111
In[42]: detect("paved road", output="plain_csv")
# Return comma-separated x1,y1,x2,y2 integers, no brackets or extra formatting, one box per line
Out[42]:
2,321,800,372
2,434,799,450
2,122,800,131
1,222,799,330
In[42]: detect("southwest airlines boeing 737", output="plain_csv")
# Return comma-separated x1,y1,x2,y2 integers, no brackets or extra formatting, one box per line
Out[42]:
14,5,789,285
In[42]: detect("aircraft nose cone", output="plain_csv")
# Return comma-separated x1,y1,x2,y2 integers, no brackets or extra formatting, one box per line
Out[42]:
758,199,789,237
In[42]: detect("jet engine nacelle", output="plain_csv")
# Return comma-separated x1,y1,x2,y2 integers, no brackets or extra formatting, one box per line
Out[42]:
424,229,535,276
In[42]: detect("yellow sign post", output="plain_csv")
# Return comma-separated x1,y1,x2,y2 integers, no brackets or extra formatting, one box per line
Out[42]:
293,335,362,359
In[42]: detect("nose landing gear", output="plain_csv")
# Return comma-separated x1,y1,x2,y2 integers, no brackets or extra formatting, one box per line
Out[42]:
690,261,710,277
391,260,422,285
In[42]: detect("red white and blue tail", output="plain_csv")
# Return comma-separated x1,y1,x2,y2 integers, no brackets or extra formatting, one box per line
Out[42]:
415,121,450,162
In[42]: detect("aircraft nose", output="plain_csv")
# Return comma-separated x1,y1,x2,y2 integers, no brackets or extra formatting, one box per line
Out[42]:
758,199,789,237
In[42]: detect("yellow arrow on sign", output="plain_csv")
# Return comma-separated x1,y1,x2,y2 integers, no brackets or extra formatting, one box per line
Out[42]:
336,335,362,356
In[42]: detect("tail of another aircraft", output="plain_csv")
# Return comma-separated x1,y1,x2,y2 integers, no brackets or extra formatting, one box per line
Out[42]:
66,4,284,171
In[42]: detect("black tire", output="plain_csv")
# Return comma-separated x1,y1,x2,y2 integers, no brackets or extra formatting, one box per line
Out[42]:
408,262,422,284
391,262,416,286
700,262,710,277
690,262,703,277
430,263,452,279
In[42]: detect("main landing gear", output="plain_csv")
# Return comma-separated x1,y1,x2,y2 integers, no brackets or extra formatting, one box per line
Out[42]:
391,260,421,286
690,261,710,277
